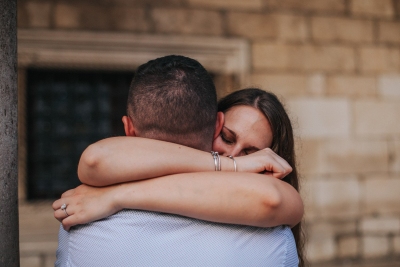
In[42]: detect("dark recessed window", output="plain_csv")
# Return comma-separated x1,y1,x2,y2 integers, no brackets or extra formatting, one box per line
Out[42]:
26,69,133,199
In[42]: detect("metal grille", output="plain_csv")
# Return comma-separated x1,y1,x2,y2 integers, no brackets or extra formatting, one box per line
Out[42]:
26,69,132,199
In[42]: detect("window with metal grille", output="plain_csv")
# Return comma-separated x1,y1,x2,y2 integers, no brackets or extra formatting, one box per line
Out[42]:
26,69,133,199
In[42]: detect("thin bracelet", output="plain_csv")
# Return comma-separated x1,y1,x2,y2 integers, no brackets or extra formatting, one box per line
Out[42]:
228,155,237,172
217,152,221,171
211,151,217,171
211,151,221,171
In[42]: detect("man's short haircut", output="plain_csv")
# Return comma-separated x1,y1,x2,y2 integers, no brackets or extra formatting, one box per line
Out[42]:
127,55,217,150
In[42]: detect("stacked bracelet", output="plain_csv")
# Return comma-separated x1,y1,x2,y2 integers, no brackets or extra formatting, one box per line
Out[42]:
211,151,221,171
228,155,237,172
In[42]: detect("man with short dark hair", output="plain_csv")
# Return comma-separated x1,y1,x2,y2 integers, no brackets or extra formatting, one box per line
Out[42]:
125,55,218,150
54,55,299,266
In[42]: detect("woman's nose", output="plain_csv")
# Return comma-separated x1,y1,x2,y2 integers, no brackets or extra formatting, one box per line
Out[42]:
225,146,242,157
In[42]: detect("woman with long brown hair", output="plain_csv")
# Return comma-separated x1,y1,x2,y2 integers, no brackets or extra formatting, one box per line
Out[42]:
217,88,305,267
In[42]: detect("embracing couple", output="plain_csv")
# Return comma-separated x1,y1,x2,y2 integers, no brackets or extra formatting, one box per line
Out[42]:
53,55,305,266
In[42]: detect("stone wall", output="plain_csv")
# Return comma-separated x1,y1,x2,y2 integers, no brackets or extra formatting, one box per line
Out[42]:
18,0,400,266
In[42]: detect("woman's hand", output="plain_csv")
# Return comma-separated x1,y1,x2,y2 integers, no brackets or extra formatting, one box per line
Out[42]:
234,148,292,178
52,184,121,231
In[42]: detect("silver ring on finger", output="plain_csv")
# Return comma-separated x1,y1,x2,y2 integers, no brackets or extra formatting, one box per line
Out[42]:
61,203,69,217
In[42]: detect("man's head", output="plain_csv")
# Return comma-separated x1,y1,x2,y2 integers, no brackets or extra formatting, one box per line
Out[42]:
123,55,223,151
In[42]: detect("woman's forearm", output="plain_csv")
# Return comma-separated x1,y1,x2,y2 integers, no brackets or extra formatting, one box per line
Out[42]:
55,172,303,230
114,172,303,228
78,137,234,186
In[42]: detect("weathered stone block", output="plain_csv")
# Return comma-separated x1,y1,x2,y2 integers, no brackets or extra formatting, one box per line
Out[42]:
253,43,355,72
379,21,400,44
188,0,263,10
80,5,113,30
20,241,58,255
265,0,346,13
392,139,400,174
19,204,60,241
287,97,350,138
44,254,57,267
351,0,394,18
312,17,373,43
17,1,29,28
333,221,358,235
54,4,80,29
55,3,116,30
111,7,150,32
359,47,400,73
311,178,361,219
361,217,400,234
338,236,359,258
364,176,400,214
276,14,307,42
230,13,308,41
355,100,400,136
307,73,326,96
96,0,181,6
227,12,277,39
296,139,324,174
396,0,400,17
302,45,355,72
252,43,292,70
20,255,41,267
26,1,52,28
378,75,400,99
394,235,400,253
250,74,307,98
306,222,336,262
152,8,223,35
327,75,377,97
323,139,389,174
362,235,390,258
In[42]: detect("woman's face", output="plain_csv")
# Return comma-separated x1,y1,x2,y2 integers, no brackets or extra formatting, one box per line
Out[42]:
212,105,273,157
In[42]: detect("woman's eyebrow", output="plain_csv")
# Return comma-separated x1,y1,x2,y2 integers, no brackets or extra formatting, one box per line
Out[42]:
223,126,236,137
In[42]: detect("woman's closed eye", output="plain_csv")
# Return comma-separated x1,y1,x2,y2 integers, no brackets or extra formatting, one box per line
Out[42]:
220,133,234,145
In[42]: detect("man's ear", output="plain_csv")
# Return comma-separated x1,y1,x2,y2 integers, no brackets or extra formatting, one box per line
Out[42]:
213,112,224,140
122,116,137,137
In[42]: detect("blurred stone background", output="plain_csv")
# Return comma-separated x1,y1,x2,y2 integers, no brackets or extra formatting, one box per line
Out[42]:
16,0,400,266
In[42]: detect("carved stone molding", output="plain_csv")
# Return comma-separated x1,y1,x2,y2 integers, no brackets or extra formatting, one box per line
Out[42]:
18,30,250,85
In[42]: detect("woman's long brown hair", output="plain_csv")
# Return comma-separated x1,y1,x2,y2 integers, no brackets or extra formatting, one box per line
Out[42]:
218,88,306,267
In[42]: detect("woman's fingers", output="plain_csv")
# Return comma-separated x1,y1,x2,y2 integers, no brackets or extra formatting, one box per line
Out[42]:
261,148,292,179
52,188,76,211
272,157,292,178
53,201,82,231
61,216,74,231
54,206,73,222
52,198,64,211
61,213,84,231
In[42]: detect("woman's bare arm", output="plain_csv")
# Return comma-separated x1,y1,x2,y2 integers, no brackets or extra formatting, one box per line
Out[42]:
78,137,215,186
78,137,292,186
53,172,303,231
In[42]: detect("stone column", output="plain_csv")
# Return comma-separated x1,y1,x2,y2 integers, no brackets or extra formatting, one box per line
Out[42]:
0,0,19,266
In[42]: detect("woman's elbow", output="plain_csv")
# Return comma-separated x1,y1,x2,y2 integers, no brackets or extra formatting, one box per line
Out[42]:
255,189,283,226
262,186,283,210
78,144,102,183
258,185,304,228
